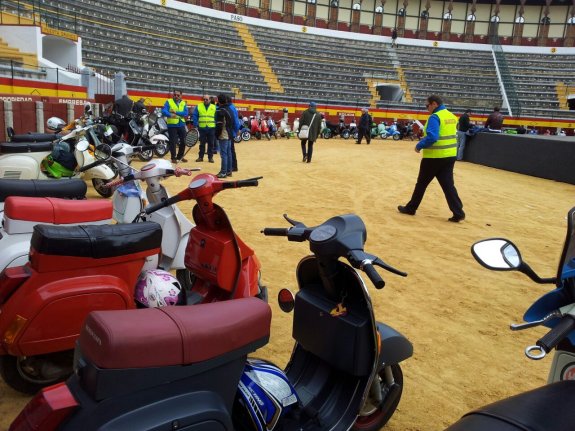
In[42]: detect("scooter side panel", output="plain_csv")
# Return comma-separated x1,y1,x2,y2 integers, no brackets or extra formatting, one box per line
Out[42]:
2,275,135,357
0,232,32,272
0,155,44,180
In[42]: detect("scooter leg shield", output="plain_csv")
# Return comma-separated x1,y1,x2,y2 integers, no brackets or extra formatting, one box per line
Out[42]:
376,322,413,365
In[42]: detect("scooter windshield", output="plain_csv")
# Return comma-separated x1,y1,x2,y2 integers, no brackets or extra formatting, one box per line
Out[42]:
557,207,575,282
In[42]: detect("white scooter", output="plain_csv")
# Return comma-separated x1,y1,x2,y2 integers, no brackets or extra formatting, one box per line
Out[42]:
0,118,116,198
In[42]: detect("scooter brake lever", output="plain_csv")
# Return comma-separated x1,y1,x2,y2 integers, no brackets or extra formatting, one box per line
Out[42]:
283,213,306,227
510,310,562,331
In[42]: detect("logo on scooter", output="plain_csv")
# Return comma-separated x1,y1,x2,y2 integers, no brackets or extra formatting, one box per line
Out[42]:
84,324,102,346
561,363,575,380
201,262,217,273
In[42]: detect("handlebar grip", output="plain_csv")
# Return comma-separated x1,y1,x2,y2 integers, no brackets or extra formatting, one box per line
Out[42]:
262,228,289,236
536,315,575,353
79,158,107,172
364,263,385,289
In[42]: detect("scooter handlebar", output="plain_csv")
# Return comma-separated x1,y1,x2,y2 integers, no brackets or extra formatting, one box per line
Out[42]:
222,176,263,189
536,315,575,353
144,194,182,214
363,262,386,289
79,157,108,172
261,228,289,236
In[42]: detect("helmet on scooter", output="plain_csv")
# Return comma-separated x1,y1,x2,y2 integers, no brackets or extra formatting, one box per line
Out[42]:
47,117,66,131
135,269,184,308
234,359,299,431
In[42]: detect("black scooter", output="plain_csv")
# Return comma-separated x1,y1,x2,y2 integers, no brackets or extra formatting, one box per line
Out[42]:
10,213,413,431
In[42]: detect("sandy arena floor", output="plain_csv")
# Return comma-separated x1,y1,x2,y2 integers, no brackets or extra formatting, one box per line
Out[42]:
1,136,574,430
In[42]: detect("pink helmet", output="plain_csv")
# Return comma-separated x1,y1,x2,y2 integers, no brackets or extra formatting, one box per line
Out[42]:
135,269,183,308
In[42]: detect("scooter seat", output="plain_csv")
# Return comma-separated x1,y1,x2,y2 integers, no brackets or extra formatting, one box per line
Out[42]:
31,221,162,259
4,197,112,224
79,297,271,369
445,380,575,431
0,178,87,202
0,141,53,154
10,133,61,143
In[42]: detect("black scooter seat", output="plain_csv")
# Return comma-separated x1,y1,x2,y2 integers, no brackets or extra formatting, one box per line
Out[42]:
0,141,53,153
10,132,61,143
31,222,162,259
79,297,271,369
0,178,87,202
445,380,575,431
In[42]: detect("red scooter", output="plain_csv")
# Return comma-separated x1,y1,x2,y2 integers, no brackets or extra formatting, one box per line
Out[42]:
142,172,267,303
0,173,264,394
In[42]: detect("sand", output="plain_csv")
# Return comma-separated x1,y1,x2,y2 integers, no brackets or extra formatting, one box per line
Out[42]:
1,136,574,430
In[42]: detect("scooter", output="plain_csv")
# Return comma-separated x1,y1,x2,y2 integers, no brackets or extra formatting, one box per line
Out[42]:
445,206,575,430
234,123,251,143
139,172,267,302
381,123,401,140
0,173,264,394
10,213,412,431
0,119,117,198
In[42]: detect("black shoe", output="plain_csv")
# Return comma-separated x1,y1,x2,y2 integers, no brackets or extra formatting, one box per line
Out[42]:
355,142,361,145
226,172,232,177
302,155,307,162
306,159,311,163
232,167,238,172
397,205,416,215
208,159,214,163
216,172,227,178
179,158,188,163
448,214,466,223
195,157,203,162
171,158,178,164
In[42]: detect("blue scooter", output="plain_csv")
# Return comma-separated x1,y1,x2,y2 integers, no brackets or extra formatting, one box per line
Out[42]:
446,206,575,430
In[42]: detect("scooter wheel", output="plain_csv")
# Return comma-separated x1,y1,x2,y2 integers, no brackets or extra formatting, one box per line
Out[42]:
0,353,73,395
92,178,114,198
154,141,169,158
137,148,154,162
352,364,403,431
393,134,400,141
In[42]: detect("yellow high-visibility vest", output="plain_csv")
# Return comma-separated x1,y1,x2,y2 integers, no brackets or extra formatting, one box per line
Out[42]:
197,103,216,128
422,109,458,158
166,99,187,126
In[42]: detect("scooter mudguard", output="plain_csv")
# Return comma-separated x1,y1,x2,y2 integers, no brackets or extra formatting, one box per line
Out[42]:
376,322,414,365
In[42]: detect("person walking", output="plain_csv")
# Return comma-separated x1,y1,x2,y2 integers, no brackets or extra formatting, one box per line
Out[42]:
299,102,322,163
356,108,372,145
161,89,189,164
192,94,217,163
397,94,465,222
456,109,471,161
391,28,398,47
215,94,235,178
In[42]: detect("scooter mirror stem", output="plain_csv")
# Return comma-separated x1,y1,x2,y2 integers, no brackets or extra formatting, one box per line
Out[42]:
519,262,557,284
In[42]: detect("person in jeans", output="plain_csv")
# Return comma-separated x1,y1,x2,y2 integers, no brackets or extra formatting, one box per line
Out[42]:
398,94,465,222
192,94,216,163
226,95,241,171
215,94,235,178
299,102,322,163
456,109,471,160
161,90,189,163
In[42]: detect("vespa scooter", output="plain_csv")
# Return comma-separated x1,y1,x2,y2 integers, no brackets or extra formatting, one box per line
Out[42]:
445,206,575,430
10,213,412,431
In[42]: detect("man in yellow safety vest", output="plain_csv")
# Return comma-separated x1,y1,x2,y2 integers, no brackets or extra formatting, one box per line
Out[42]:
161,89,189,163
397,94,465,222
191,94,217,163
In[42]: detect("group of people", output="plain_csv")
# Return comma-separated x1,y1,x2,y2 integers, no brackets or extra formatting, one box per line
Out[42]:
162,91,240,178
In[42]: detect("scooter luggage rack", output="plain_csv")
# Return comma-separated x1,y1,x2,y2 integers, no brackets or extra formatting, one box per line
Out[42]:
75,297,271,402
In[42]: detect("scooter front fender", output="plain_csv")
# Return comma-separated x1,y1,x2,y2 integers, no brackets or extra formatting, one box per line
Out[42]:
376,322,413,365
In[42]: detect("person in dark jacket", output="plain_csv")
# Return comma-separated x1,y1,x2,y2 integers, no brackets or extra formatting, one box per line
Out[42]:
299,102,322,163
356,108,372,145
485,106,504,132
456,109,471,160
215,94,235,178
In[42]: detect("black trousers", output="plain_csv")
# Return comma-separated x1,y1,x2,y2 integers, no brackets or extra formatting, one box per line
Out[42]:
167,126,187,160
357,128,370,144
301,139,314,161
405,157,464,217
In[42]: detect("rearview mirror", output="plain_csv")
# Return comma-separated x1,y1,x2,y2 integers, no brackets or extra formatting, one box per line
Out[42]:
471,238,521,270
75,136,90,152
277,288,295,313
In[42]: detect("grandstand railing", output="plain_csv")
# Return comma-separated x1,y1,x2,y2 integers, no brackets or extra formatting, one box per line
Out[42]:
491,36,522,118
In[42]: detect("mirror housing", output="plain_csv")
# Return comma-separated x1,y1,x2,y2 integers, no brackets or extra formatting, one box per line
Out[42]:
75,136,90,152
277,288,295,313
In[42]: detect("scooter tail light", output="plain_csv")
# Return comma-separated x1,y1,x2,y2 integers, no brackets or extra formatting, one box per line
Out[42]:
9,382,78,431
0,266,31,304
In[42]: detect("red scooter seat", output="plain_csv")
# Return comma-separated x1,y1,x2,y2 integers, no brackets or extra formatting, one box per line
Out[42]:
78,297,271,369
4,197,112,224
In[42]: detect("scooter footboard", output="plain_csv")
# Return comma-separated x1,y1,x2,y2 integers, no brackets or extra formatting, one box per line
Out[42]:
293,289,373,376
376,322,413,365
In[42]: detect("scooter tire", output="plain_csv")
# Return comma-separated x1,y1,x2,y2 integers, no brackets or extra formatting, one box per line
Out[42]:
92,178,114,198
393,134,400,141
352,363,403,431
241,131,251,141
154,141,169,158
137,148,154,162
0,352,73,395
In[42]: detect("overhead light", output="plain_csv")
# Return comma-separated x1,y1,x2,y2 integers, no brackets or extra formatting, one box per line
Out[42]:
375,5,383,13
466,14,476,22
397,8,405,16
515,16,525,23
352,3,361,10
443,12,452,21
490,15,500,23
330,0,338,7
